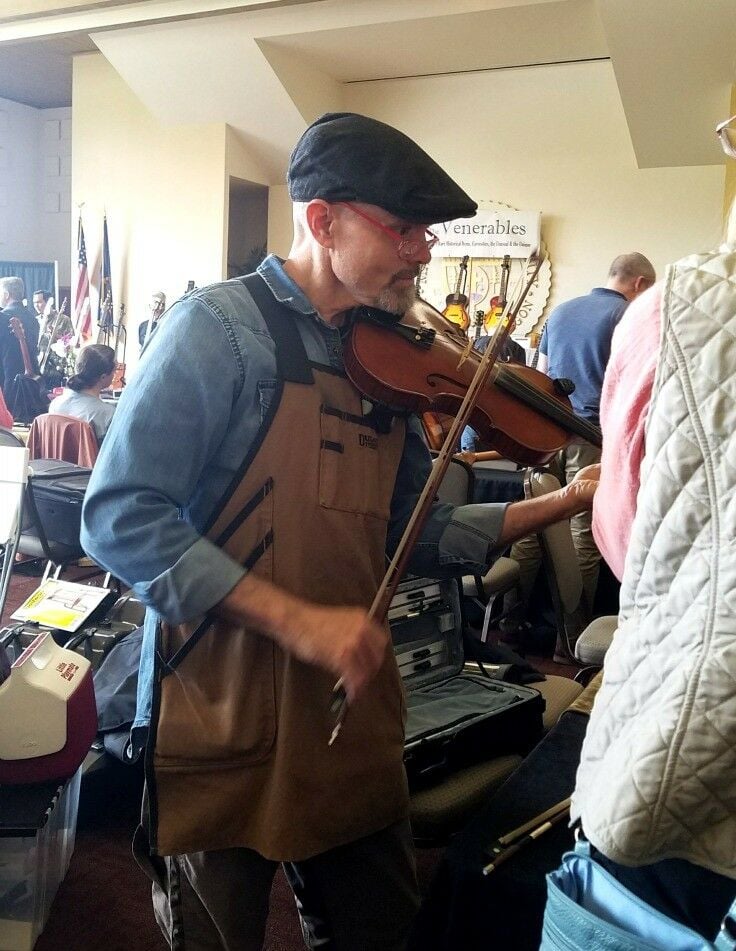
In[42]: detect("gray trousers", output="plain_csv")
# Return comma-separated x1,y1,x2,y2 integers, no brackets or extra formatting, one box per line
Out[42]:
133,809,419,951
509,438,602,624
552,437,602,614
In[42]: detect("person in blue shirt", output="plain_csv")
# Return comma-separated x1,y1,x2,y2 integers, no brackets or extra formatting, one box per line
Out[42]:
81,112,598,951
514,253,655,636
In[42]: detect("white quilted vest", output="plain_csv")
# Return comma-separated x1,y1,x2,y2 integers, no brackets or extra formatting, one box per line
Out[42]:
572,246,736,878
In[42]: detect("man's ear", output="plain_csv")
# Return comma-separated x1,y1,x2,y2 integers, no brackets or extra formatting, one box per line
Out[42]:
632,275,652,297
305,200,337,248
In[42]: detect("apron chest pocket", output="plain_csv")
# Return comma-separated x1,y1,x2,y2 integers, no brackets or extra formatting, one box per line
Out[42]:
319,405,391,520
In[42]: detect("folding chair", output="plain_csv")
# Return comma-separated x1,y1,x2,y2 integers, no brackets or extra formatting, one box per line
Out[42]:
522,468,587,663
432,455,522,643
27,413,99,467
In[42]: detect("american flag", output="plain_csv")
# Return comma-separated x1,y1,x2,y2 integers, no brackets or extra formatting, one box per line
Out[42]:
74,214,92,341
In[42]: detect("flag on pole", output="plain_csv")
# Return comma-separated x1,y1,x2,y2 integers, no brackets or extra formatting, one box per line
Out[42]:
73,213,92,342
98,213,114,335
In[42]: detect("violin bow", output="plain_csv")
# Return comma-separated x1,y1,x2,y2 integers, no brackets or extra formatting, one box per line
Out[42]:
329,251,545,744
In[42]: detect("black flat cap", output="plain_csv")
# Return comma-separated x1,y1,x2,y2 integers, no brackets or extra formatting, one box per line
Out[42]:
287,112,477,224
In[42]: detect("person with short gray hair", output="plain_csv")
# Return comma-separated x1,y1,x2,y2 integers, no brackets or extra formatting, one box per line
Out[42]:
511,252,655,650
138,290,167,349
607,251,657,285
0,275,40,416
0,276,25,304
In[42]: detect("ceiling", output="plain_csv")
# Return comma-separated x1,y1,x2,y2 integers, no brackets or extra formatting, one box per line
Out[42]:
0,32,96,107
0,0,734,168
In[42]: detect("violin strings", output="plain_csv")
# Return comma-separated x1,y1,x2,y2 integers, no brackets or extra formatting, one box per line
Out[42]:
494,365,600,439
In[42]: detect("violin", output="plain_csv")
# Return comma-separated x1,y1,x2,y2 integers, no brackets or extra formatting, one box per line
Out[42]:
345,298,601,467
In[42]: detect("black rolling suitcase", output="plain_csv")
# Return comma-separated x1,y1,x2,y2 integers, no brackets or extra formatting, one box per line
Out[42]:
0,612,123,671
26,460,92,548
390,577,545,788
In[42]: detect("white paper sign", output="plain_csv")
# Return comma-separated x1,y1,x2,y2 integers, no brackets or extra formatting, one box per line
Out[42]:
433,208,541,258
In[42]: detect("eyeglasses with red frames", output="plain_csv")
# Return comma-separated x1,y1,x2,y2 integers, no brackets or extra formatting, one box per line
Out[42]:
716,115,736,160
338,202,439,261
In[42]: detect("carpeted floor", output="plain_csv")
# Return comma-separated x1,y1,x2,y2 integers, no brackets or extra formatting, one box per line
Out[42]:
2,569,574,950
33,754,443,951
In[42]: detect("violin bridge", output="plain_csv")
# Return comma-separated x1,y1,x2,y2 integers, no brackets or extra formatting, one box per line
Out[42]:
457,338,474,369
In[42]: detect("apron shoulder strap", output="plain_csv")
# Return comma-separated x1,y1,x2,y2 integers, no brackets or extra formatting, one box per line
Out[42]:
241,272,314,385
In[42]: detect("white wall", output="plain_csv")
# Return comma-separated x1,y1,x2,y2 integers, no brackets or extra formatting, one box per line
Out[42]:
40,106,72,289
0,95,72,290
345,59,725,315
73,52,230,374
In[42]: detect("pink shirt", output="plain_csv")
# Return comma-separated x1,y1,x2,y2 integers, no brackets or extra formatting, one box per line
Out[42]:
592,283,662,581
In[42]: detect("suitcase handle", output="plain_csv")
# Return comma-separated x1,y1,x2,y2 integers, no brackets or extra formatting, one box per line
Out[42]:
415,743,450,778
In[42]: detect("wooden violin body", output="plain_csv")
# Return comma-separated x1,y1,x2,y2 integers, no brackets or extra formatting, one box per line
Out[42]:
345,299,601,467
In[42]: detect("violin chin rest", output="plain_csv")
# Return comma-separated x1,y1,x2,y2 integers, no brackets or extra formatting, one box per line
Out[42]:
553,377,576,397
356,305,403,326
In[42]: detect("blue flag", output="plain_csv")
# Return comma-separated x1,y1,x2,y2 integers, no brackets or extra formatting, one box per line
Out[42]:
98,214,114,332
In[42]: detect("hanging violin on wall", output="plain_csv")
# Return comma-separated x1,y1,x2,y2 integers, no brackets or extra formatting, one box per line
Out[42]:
442,254,470,333
483,254,511,335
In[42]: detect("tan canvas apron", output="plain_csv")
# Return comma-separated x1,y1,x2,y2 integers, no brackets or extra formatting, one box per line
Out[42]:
147,277,409,861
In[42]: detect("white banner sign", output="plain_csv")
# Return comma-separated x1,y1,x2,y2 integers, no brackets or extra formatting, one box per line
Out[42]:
433,208,541,258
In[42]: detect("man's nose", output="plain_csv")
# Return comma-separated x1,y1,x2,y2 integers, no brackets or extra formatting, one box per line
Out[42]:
405,241,432,266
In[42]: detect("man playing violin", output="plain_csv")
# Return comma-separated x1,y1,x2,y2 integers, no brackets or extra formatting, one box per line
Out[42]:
81,112,598,951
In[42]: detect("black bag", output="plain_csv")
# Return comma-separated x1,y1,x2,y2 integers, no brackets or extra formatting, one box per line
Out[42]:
391,577,545,788
25,460,92,549
7,373,49,424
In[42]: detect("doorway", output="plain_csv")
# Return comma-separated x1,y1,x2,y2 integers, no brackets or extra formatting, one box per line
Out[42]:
227,177,268,279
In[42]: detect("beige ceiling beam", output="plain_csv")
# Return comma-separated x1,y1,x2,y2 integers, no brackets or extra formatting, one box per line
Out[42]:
0,0,553,43
0,0,319,40
597,0,734,168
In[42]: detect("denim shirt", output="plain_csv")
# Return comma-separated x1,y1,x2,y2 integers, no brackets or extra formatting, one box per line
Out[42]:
81,255,508,731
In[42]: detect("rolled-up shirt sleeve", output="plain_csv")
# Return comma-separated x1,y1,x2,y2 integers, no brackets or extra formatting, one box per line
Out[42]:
81,298,247,625
389,416,509,578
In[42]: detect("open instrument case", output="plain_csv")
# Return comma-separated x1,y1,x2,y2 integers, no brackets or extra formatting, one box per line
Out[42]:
390,576,545,787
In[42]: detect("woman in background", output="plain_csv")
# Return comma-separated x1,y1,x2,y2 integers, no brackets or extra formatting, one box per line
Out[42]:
49,344,116,442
